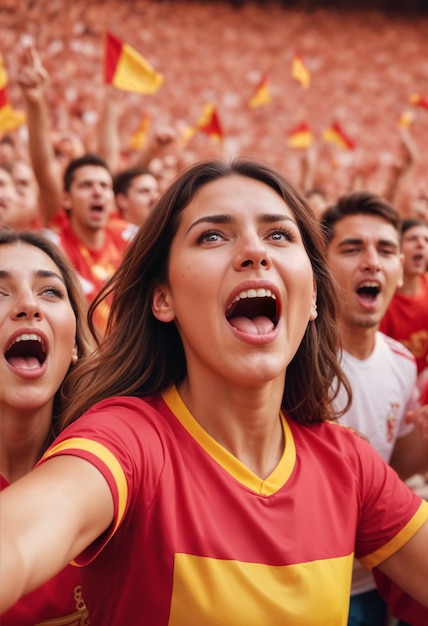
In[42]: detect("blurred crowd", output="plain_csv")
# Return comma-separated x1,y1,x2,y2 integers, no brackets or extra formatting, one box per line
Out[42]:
1,0,428,203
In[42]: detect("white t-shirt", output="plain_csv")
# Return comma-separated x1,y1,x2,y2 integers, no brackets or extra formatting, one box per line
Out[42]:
333,331,419,595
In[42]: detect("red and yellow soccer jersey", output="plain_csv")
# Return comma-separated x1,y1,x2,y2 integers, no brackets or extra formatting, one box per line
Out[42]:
46,216,130,303
0,476,89,626
380,274,428,374
40,387,428,626
44,214,133,331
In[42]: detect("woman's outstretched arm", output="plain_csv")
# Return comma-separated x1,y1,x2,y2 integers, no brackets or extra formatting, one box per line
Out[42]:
0,455,113,614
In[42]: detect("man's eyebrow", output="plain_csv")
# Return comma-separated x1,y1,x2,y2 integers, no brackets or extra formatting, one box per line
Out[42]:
337,237,399,248
337,237,362,246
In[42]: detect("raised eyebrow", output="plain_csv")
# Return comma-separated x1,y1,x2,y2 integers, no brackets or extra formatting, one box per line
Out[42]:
0,269,65,283
35,269,66,283
186,212,296,234
261,213,297,225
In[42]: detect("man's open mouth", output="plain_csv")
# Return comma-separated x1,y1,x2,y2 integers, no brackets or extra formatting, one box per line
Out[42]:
356,281,380,302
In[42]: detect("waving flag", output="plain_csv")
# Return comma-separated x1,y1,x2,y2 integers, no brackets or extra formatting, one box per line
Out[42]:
292,53,311,89
287,122,313,149
104,32,163,95
248,75,271,108
181,104,224,145
409,93,428,111
0,53,26,135
197,103,223,142
323,121,355,150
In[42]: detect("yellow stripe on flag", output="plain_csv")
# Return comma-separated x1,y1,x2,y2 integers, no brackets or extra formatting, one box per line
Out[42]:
113,43,163,94
292,54,311,89
0,104,26,135
248,77,271,108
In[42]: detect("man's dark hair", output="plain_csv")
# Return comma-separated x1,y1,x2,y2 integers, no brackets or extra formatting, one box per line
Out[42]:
321,191,400,245
63,153,111,192
400,218,426,235
113,167,155,197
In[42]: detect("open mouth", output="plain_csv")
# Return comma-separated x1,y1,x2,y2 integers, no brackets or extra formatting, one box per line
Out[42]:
226,288,279,335
356,281,380,302
5,333,47,370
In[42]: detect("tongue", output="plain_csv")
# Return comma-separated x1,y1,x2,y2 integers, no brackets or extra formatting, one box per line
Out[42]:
8,356,41,370
228,315,274,335
358,292,376,303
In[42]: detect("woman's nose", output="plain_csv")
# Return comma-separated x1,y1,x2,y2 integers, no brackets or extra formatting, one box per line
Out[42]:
234,238,272,270
12,292,41,319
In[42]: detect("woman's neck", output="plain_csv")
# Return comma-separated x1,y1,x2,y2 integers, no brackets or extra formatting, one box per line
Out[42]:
177,375,285,479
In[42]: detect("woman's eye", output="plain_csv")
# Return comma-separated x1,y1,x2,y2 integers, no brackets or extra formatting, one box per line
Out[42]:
198,230,223,243
270,228,294,242
42,286,64,298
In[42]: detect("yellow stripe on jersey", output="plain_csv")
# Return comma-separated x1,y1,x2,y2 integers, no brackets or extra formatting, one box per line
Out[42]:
43,438,128,534
169,552,353,625
361,499,428,569
163,385,295,496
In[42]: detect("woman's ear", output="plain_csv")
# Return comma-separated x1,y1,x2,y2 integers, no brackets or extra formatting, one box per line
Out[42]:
152,285,175,322
71,344,78,365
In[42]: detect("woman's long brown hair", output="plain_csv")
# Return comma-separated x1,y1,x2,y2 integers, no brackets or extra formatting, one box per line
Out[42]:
59,158,351,431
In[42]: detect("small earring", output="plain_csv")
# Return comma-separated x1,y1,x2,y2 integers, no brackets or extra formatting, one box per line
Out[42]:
71,354,78,365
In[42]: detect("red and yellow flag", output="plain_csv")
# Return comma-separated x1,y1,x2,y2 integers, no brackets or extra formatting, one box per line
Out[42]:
104,32,163,95
181,104,224,144
0,53,26,135
197,103,223,142
323,121,355,150
409,93,428,111
248,75,271,108
128,114,151,149
287,122,313,149
292,53,311,89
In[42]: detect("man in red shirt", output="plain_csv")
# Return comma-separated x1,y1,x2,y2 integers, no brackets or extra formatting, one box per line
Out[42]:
44,154,133,331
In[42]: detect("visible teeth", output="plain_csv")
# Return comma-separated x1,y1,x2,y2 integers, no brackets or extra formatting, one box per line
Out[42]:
8,333,43,351
232,288,276,304
359,282,379,288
